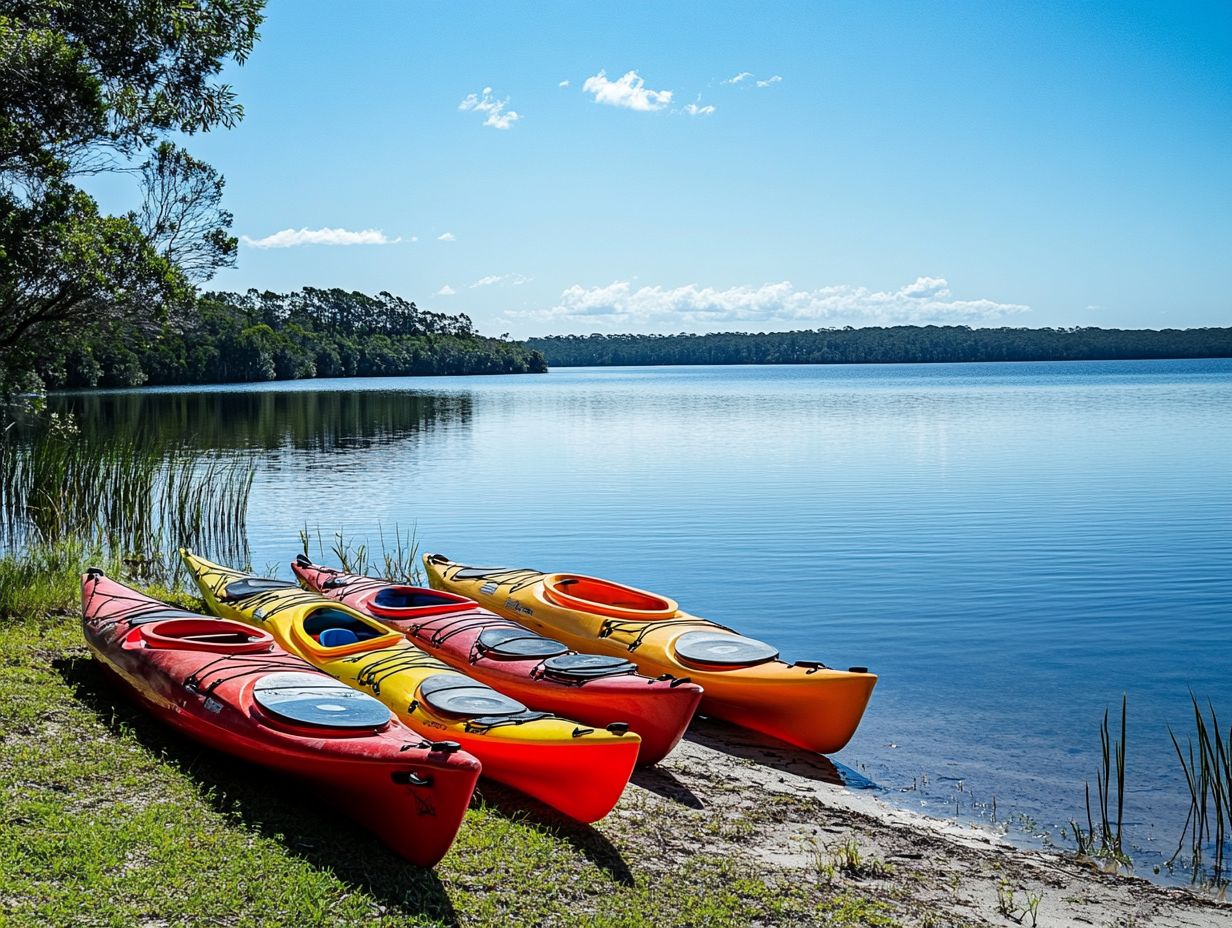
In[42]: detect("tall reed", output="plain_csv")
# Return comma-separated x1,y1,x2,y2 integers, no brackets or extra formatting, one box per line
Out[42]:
1070,695,1131,867
0,421,254,587
299,524,423,585
1170,696,1232,885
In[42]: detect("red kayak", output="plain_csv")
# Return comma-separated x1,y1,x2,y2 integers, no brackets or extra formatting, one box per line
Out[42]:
81,569,481,867
292,556,704,766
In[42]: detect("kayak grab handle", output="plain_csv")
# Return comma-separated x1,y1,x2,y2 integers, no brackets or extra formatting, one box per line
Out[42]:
794,660,828,674
606,722,630,735
295,554,312,567
428,740,463,754
392,771,433,787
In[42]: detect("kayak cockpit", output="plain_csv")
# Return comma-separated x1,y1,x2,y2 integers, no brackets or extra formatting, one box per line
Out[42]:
368,585,474,619
295,606,403,655
541,573,678,621
129,617,274,654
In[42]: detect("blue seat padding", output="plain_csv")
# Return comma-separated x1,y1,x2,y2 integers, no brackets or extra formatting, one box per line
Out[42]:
319,627,359,648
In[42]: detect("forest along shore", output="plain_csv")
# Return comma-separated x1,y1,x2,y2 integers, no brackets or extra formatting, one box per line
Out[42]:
528,326,1232,367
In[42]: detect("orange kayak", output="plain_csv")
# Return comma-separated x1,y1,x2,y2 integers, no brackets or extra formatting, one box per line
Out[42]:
423,554,877,754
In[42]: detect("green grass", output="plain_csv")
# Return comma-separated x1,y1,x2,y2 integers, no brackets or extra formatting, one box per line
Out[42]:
0,602,903,927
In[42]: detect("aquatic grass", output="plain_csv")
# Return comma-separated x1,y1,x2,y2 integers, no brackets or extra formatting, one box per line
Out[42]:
1169,696,1232,885
1070,695,1130,868
0,422,254,587
299,523,423,585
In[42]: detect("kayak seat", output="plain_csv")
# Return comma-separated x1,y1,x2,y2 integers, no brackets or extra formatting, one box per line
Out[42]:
302,607,385,643
319,627,359,648
673,631,779,668
475,627,570,660
418,673,527,718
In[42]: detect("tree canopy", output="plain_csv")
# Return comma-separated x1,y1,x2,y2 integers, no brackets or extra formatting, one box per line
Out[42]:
0,0,264,395
36,288,548,387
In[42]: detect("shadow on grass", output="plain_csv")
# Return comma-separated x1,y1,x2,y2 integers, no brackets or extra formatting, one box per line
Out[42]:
630,765,705,809
55,654,461,926
467,779,636,887
683,715,875,789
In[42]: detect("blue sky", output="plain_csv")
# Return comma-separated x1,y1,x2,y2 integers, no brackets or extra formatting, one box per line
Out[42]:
112,1,1232,337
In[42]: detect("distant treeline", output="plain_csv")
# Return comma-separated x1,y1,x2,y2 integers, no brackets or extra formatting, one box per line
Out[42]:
37,288,547,389
527,326,1232,367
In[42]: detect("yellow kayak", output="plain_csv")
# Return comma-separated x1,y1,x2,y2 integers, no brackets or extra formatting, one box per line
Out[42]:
180,550,640,822
424,554,876,754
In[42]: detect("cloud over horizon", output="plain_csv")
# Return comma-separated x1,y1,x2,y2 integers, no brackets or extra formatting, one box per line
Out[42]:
437,232,456,242
582,70,672,111
459,87,521,129
240,227,400,248
471,273,531,288
513,277,1029,329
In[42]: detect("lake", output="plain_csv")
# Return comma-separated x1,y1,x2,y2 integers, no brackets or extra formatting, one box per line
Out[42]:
50,359,1232,881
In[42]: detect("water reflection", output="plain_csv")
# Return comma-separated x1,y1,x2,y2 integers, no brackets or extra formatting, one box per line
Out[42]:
51,388,474,452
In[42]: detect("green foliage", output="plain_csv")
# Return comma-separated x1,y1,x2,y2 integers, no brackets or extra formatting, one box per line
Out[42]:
529,327,1232,366
36,288,549,388
0,0,264,394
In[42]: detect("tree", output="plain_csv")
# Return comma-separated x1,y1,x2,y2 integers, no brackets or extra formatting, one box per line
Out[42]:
138,141,237,282
0,0,263,396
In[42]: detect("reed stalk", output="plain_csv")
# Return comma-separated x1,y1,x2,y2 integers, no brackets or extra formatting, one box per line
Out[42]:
1171,696,1232,885
0,421,254,587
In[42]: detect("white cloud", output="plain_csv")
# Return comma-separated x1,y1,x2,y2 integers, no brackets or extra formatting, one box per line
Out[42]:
721,72,782,89
240,227,400,248
410,235,419,242
437,232,456,242
558,79,571,88
582,70,672,111
684,101,716,117
458,86,522,129
471,273,532,288
436,285,456,296
515,277,1029,329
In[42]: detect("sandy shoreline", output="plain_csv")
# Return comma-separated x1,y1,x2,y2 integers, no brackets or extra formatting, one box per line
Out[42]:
600,717,1232,927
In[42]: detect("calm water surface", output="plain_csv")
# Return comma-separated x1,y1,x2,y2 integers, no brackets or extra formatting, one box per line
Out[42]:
53,360,1232,879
